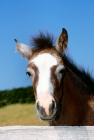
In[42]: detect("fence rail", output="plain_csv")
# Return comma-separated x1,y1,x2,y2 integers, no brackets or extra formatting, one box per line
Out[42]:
0,126,94,140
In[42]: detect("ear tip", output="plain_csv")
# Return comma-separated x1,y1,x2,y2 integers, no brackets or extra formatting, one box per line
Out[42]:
62,28,67,33
14,39,18,43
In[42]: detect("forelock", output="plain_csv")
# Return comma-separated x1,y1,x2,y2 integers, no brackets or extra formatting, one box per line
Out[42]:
31,32,55,50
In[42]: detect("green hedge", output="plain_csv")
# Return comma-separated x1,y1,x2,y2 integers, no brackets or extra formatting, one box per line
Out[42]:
0,86,35,108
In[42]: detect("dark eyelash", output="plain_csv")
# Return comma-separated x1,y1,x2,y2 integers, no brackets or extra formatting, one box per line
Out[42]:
26,71,31,77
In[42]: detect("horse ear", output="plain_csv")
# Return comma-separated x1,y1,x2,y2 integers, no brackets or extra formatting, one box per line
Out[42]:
14,39,32,60
55,28,68,53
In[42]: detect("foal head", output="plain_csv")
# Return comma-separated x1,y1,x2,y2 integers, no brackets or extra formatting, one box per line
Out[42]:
15,28,68,121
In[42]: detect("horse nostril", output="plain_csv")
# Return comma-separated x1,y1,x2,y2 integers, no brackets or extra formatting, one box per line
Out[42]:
52,101,55,110
36,102,39,110
49,101,56,114
36,102,46,116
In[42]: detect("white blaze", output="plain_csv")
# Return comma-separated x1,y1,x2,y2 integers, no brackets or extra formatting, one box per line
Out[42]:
31,53,58,98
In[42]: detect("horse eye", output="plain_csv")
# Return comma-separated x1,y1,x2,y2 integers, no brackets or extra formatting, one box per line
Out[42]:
59,69,65,74
26,71,31,77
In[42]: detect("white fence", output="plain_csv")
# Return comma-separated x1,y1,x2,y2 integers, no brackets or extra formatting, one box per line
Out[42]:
0,126,94,140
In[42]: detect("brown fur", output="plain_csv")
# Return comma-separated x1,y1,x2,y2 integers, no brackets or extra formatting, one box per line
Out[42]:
15,28,94,126
28,48,94,125
50,68,94,126
27,63,39,100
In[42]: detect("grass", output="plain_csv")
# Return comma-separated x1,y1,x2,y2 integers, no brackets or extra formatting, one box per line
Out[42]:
0,104,48,126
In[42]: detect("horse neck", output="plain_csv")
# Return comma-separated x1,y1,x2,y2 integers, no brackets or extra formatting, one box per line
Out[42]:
50,68,90,126
63,68,89,106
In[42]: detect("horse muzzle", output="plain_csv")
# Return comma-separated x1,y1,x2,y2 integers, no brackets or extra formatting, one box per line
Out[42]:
36,100,57,121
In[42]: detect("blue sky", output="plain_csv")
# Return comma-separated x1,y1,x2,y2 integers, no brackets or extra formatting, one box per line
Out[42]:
0,0,94,90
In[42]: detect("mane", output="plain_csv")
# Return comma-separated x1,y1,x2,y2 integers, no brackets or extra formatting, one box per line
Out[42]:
31,32,55,49
63,54,94,95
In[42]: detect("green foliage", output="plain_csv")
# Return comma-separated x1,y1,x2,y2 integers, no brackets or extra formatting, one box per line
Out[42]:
0,86,35,108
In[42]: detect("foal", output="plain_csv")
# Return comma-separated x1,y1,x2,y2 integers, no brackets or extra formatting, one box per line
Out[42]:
15,28,94,126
